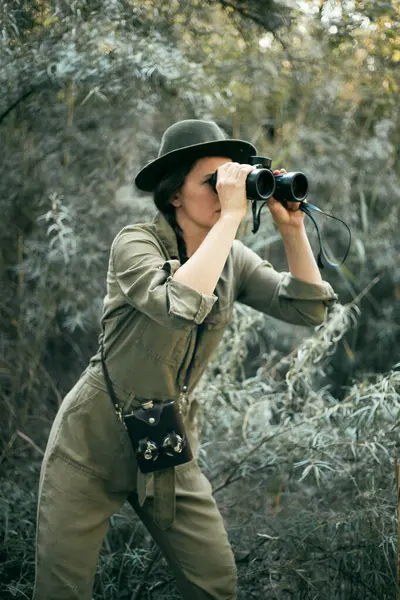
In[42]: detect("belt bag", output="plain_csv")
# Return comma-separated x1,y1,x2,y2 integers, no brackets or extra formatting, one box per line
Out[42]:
123,400,193,473
100,329,193,474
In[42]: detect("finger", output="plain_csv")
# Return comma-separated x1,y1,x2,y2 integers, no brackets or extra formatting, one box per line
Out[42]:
216,162,238,182
219,161,239,173
228,163,252,179
236,164,254,180
229,163,246,178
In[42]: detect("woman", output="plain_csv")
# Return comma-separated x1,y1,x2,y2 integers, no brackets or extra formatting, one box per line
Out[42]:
33,119,337,600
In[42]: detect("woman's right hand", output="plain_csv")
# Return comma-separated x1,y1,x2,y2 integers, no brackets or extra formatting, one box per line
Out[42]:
215,162,254,222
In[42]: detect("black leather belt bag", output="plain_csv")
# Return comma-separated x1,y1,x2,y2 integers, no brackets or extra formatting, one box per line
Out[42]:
123,399,193,473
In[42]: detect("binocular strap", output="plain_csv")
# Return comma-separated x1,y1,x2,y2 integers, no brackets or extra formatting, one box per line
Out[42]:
300,202,351,269
251,199,351,269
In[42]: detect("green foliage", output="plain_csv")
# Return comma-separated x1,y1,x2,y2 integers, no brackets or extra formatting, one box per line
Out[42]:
195,303,399,599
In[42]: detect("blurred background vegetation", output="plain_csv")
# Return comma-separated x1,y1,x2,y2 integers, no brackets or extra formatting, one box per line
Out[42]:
0,1,399,599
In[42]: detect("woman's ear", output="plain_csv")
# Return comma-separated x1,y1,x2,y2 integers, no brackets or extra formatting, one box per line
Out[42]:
170,192,181,208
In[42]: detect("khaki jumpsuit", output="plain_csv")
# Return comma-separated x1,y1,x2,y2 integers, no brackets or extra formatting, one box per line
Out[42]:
33,212,337,600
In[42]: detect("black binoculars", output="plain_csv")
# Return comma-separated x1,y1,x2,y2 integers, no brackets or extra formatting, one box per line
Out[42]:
206,155,350,267
208,156,308,204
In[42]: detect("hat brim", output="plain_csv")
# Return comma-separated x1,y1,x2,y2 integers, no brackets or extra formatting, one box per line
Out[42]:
135,139,257,192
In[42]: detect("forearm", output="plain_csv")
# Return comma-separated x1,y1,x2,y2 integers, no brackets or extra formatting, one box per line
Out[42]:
280,225,323,285
173,214,241,295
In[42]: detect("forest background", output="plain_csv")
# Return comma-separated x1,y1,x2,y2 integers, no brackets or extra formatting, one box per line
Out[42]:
1,1,400,599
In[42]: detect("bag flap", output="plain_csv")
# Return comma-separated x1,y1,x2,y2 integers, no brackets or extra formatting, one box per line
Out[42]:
133,401,164,426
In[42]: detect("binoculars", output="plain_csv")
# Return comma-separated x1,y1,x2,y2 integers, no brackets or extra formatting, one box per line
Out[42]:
208,155,308,204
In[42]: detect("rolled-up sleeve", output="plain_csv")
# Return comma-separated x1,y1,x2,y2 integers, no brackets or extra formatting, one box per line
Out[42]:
234,240,338,327
111,227,217,329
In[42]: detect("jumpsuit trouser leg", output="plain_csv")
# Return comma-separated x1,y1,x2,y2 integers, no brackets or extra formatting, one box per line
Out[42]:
32,376,237,600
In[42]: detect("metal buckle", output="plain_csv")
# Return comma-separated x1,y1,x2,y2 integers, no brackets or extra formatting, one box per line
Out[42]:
179,386,189,417
114,403,124,424
142,400,154,410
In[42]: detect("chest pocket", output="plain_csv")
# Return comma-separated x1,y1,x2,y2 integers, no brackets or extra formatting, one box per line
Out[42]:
132,302,233,369
106,305,191,368
136,317,191,366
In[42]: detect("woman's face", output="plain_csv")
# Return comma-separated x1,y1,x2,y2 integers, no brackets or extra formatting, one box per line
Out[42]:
171,156,232,232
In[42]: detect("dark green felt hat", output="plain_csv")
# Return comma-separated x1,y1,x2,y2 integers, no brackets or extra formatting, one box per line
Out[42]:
135,119,257,192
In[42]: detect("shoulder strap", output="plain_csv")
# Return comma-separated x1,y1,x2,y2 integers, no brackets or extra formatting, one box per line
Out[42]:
100,328,124,421
181,323,205,394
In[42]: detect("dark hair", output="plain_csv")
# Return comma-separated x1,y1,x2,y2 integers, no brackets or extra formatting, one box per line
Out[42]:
153,162,195,264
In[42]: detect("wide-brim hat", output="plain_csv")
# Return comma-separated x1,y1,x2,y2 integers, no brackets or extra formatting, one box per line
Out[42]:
135,119,257,192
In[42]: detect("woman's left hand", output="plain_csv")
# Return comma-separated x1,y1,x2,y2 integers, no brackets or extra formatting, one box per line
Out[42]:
267,168,306,230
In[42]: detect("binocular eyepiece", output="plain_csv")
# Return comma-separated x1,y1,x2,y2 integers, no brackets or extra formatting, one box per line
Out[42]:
208,156,308,204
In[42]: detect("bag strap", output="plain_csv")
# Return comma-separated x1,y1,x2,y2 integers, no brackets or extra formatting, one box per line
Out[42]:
181,322,204,395
100,328,124,421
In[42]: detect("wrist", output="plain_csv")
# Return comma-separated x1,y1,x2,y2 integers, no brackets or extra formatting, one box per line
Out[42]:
219,211,244,226
279,222,307,241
